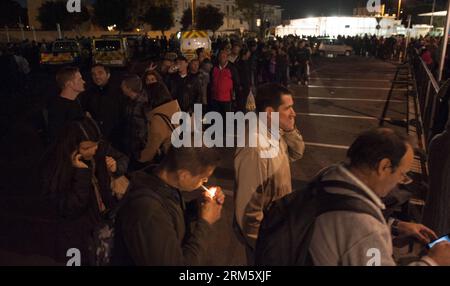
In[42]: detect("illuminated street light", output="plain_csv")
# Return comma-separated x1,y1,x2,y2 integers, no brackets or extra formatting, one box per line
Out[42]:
397,0,402,20
107,24,117,32
191,0,196,28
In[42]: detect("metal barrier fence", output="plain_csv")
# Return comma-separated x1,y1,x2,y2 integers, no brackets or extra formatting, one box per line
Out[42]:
409,48,450,148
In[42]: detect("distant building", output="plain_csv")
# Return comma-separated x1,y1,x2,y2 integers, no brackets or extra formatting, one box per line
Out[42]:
169,0,249,32
353,2,395,18
26,0,282,33
353,7,377,17
261,3,283,27
169,0,282,32
276,16,402,37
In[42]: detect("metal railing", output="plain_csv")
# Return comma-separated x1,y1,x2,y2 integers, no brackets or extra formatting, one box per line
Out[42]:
409,48,450,148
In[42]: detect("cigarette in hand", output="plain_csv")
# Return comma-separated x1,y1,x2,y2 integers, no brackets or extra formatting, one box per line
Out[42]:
201,185,217,199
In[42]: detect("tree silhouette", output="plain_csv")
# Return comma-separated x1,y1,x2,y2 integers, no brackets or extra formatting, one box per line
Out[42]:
37,1,90,30
181,5,225,32
93,0,131,31
197,5,224,32
143,5,175,35
181,8,193,31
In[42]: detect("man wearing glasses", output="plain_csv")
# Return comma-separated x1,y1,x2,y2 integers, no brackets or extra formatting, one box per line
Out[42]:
308,128,450,266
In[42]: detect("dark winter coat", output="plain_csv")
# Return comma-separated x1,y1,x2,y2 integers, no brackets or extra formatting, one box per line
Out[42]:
113,171,212,266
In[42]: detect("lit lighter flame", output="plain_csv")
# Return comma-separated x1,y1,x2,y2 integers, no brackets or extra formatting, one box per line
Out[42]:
201,185,217,198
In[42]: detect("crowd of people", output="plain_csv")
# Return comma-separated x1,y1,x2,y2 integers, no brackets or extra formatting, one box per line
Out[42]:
412,36,450,79
1,32,450,266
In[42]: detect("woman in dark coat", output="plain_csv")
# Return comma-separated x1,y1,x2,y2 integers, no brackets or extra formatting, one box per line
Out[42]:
236,48,252,112
41,117,129,264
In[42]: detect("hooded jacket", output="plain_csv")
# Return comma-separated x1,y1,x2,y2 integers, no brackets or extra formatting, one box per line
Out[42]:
309,164,435,266
113,171,212,266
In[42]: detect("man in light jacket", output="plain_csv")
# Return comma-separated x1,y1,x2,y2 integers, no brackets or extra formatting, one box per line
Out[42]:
234,83,305,259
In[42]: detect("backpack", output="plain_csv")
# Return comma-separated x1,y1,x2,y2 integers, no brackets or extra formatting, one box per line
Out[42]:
89,180,169,266
137,113,177,173
151,112,176,164
109,172,178,266
254,178,384,266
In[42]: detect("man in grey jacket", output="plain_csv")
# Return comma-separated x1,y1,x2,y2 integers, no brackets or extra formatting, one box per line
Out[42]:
309,128,450,266
234,83,305,256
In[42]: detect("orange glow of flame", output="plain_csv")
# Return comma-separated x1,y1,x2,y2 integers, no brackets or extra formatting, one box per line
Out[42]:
202,186,217,198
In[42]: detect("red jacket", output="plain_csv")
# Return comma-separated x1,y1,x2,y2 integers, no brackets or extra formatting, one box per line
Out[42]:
421,50,433,66
212,64,235,102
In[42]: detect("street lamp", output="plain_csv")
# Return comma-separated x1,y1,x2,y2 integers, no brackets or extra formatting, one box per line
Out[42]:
191,0,196,29
397,0,402,20
438,0,450,81
430,0,436,26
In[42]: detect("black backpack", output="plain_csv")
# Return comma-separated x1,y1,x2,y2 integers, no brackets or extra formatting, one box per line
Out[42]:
254,178,384,266
90,176,170,266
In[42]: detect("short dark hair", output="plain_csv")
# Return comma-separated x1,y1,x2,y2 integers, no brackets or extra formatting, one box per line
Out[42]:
256,83,292,113
161,144,221,176
240,47,250,58
146,81,173,109
201,58,212,66
347,128,412,171
143,70,163,85
177,55,188,63
219,48,229,55
196,48,205,56
190,58,200,64
56,66,79,90
122,74,143,93
91,63,110,74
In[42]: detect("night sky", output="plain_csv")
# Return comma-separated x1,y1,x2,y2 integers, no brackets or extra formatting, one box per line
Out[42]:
280,0,357,19
16,0,444,20
15,0,359,18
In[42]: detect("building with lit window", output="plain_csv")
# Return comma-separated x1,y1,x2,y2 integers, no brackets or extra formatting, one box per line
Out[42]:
171,0,282,32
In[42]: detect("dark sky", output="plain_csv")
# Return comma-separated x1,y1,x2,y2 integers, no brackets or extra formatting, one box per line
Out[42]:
16,0,445,19
14,0,360,17
280,0,358,19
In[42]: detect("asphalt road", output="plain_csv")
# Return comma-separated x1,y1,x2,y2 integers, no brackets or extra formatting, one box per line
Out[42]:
211,55,407,190
203,56,409,266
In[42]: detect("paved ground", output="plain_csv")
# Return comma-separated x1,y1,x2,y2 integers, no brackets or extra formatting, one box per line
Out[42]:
205,56,410,265
211,56,407,190
293,56,407,180
0,55,411,265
